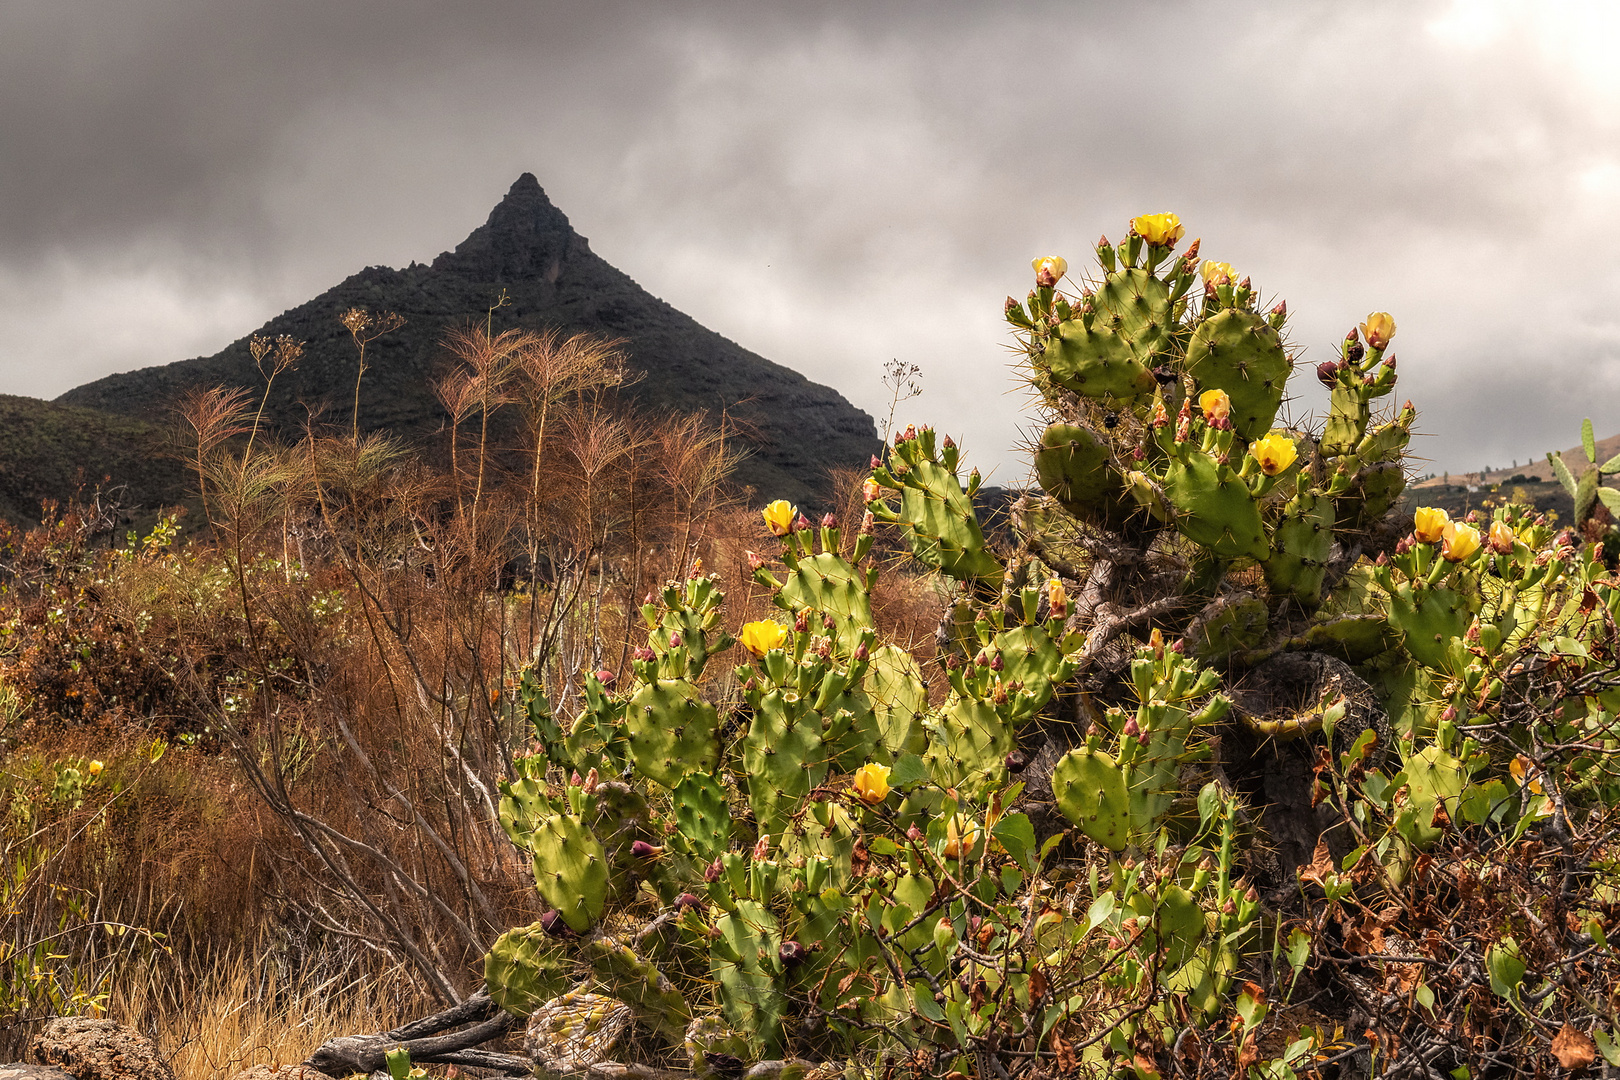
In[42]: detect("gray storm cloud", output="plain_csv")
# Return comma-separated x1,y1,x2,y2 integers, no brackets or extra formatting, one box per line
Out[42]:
1,0,1616,483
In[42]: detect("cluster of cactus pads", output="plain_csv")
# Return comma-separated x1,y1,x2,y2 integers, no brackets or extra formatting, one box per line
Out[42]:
484,215,1620,1077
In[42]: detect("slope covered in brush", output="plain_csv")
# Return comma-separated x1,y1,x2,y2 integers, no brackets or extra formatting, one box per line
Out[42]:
58,174,880,505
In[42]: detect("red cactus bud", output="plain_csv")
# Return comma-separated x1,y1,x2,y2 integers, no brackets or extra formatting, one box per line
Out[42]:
1169,639,1184,654
1316,360,1341,387
668,632,683,648
595,669,616,687
870,454,883,469
1097,234,1110,249
793,513,812,532
1270,299,1286,317
1123,716,1140,738
570,771,584,787
1221,897,1236,915
1383,354,1396,370
1244,885,1258,903
1004,296,1021,317
745,550,765,571
1005,749,1029,773
644,592,656,606
674,892,704,913
753,834,771,860
899,424,917,443
989,654,1004,672
1440,705,1458,724
945,653,964,670
854,641,870,662
1375,552,1389,566
943,434,956,449
778,941,809,965
631,840,660,860
974,651,991,668
539,910,574,937
1465,510,1479,524
794,610,810,633
907,824,925,843
633,646,655,662
1395,535,1415,555
821,512,838,528
1238,276,1251,290
705,858,723,883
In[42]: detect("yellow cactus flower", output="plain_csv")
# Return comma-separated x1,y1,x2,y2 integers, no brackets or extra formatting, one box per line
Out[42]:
1031,255,1068,285
1488,520,1516,554
1199,260,1237,286
852,763,892,805
87,760,103,777
1047,577,1067,619
1360,311,1396,350
862,478,881,503
1132,212,1185,246
1441,521,1482,563
1198,388,1231,424
761,499,796,537
1250,431,1298,476
739,620,789,657
942,816,981,859
1510,754,1544,794
1413,506,1449,544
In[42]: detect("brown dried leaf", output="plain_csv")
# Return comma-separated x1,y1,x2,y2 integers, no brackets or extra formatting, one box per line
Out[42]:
1552,1024,1597,1069
1235,1032,1259,1076
1299,839,1334,887
1050,1029,1076,1075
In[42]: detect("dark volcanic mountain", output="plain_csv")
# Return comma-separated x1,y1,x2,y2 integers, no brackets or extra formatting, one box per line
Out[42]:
59,174,880,504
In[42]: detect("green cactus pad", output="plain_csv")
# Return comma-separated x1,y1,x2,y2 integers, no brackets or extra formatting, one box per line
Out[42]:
484,922,573,1017
624,679,720,789
1184,309,1290,440
585,937,691,1041
1042,318,1154,401
864,644,928,755
1154,884,1207,971
672,772,732,861
892,458,1004,585
1182,593,1269,666
1162,452,1268,561
497,775,555,850
530,812,610,933
1051,747,1131,852
776,550,874,656
1322,383,1370,457
1386,584,1475,671
1265,492,1334,608
1397,745,1470,848
711,899,786,1057
1034,422,1131,527
1337,461,1407,532
586,781,655,898
922,696,1012,797
742,690,828,839
1095,267,1174,361
990,624,1073,717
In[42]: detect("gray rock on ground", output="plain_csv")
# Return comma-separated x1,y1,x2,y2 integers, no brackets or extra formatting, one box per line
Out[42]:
0,1066,79,1080
27,1018,175,1080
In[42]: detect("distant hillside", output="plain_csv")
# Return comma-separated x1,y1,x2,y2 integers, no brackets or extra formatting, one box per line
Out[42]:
59,174,880,505
0,395,187,527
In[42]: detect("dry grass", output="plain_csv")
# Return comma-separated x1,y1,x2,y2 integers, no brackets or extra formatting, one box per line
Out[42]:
111,949,410,1080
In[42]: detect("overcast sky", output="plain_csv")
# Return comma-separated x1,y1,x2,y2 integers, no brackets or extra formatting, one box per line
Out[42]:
3,0,1618,484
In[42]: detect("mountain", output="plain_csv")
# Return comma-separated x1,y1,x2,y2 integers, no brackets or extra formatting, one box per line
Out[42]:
58,174,880,505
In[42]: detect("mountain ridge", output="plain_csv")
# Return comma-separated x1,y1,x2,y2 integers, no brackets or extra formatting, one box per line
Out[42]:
57,174,880,504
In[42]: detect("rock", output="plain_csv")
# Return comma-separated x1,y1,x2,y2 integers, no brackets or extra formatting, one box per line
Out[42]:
28,1018,174,1080
0,1066,79,1080
225,1067,334,1080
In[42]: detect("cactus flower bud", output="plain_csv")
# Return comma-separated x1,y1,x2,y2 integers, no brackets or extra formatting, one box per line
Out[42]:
1244,885,1258,903
632,646,655,662
821,512,838,529
869,454,883,470
739,620,789,657
861,511,874,533
1382,353,1396,370
974,650,991,668
1488,520,1515,554
594,668,616,687
1132,212,1184,246
853,640,870,662
1031,255,1068,288
1270,299,1287,318
852,762,891,804
1316,360,1341,387
989,653,1004,672
539,910,574,938
793,513,812,532
942,816,979,859
1221,897,1236,915
583,768,599,794
1250,431,1298,476
1413,506,1450,544
674,892,705,913
761,499,795,537
704,858,723,883
1360,311,1396,350
570,771,584,787
862,478,881,502
753,834,771,860
631,840,661,860
1394,536,1414,555
668,632,683,648
898,424,917,444
1200,260,1237,287
1441,521,1482,562
1122,715,1141,739
745,550,765,572
778,940,809,965
1199,388,1231,424
794,610,810,634
1004,296,1022,319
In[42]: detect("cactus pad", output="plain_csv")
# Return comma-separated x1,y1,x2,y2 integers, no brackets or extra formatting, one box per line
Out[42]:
530,811,610,933
485,922,573,1017
1051,747,1131,852
624,679,720,789
1163,452,1268,561
1184,309,1290,440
